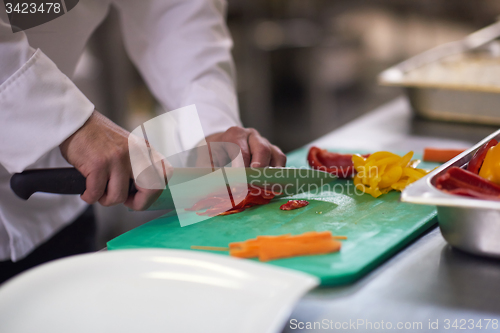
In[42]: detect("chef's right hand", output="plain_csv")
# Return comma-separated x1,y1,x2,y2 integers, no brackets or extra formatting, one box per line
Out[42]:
59,110,164,211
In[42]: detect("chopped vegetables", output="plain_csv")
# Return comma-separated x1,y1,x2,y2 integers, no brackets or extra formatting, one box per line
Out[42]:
430,140,500,200
467,139,498,174
435,166,500,200
423,148,466,163
280,200,309,211
187,185,280,217
478,143,500,185
229,231,344,261
307,147,369,179
352,151,429,198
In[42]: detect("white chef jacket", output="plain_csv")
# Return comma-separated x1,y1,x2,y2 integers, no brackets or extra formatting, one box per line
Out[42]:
0,0,241,261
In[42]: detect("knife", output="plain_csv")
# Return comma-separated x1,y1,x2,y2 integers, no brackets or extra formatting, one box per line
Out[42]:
10,168,137,200
10,167,336,208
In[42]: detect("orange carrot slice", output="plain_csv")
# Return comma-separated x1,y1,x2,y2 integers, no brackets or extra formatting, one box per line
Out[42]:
229,235,290,258
229,234,291,249
229,243,260,258
229,231,344,261
332,236,348,240
259,238,341,261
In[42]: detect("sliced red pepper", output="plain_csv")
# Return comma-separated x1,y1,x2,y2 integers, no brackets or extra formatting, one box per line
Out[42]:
280,200,309,211
185,196,225,211
191,184,277,217
445,188,500,201
467,139,498,174
195,200,233,216
242,195,272,206
307,146,369,179
216,208,246,216
435,166,500,200
259,188,281,199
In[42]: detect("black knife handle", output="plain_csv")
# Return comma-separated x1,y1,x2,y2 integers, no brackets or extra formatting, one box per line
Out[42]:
10,168,137,200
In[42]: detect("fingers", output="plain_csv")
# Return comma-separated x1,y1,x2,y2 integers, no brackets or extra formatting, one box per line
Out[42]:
248,130,272,167
125,187,162,211
125,160,168,211
270,145,287,167
207,143,230,168
81,169,108,204
227,127,252,167
98,164,131,207
61,110,167,210
204,126,286,168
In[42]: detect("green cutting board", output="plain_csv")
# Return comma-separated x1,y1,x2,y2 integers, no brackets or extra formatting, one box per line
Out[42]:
108,148,439,286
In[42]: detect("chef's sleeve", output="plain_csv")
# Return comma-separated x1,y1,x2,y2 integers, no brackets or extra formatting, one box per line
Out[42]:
113,0,241,150
0,15,94,174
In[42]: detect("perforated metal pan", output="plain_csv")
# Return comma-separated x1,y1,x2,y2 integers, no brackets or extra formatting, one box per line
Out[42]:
402,129,500,258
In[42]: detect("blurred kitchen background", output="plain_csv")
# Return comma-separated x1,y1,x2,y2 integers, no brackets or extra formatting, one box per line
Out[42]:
74,0,500,247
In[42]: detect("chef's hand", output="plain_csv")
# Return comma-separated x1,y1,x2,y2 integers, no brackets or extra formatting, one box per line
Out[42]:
59,110,162,210
205,127,286,167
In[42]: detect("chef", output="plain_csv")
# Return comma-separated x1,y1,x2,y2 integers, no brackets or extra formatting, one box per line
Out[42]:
0,0,286,283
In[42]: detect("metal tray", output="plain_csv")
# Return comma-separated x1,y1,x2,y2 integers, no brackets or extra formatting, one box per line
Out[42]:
379,21,500,126
402,129,500,258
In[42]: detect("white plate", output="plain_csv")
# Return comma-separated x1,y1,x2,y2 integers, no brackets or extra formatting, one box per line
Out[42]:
0,249,318,333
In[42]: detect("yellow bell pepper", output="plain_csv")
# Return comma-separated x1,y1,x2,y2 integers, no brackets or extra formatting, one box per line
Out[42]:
479,144,500,185
353,151,430,198
378,165,403,188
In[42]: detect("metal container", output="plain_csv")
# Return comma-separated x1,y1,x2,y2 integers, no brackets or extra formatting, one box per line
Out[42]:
402,129,500,258
379,21,500,126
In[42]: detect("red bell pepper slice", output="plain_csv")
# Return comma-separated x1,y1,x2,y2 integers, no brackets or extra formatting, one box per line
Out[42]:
467,139,498,174
307,146,369,179
196,203,231,217
435,166,500,200
191,184,277,216
239,194,272,207
185,197,226,211
445,188,500,201
279,200,309,211
216,208,246,216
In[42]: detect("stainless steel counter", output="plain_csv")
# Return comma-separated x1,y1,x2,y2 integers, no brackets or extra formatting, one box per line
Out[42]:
283,97,500,332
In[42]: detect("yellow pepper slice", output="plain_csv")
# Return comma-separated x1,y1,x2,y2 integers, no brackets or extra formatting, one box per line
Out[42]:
352,154,366,170
373,156,401,167
479,144,500,185
366,151,399,161
378,165,403,188
398,151,413,167
403,167,425,180
391,179,410,191
351,150,429,198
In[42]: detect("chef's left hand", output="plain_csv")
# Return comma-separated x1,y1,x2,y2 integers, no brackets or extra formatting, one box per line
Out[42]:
205,126,286,167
